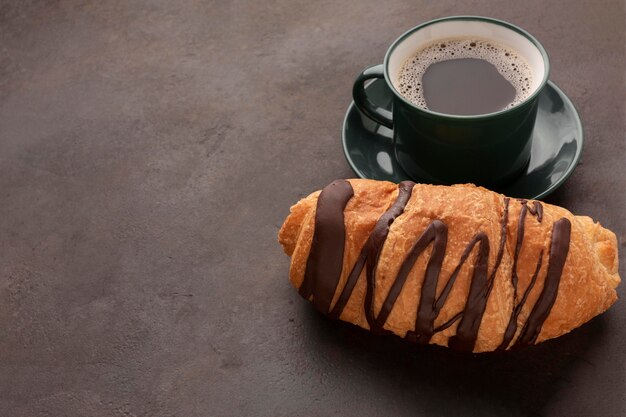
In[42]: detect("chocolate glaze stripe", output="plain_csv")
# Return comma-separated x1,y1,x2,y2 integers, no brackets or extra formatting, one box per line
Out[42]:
409,198,510,348
527,200,543,222
434,312,463,333
497,200,544,351
299,180,354,314
514,218,572,347
382,220,448,339
365,182,416,329
402,230,490,349
510,202,530,304
498,251,544,350
328,181,415,320
447,233,491,351
400,227,491,350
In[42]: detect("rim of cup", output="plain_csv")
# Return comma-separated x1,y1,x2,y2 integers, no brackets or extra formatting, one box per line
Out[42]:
383,15,550,120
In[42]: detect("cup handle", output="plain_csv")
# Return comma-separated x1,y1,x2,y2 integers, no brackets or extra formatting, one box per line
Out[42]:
352,64,394,129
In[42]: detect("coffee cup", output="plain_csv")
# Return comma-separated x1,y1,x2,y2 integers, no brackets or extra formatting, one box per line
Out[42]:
353,16,550,186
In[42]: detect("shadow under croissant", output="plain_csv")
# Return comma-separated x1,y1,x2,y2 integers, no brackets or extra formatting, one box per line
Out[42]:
299,303,606,417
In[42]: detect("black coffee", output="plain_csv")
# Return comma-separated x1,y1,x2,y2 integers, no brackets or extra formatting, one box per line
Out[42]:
422,58,515,115
397,38,533,115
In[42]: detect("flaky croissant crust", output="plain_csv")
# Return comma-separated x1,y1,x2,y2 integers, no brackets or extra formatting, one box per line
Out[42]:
279,179,620,352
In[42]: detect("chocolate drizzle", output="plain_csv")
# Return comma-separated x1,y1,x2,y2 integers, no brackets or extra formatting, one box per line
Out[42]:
328,181,415,321
384,219,448,339
299,179,354,314
514,218,571,347
527,200,543,221
497,199,545,350
299,181,572,351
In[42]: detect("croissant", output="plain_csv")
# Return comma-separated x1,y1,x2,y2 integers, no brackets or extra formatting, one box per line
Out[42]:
278,179,620,352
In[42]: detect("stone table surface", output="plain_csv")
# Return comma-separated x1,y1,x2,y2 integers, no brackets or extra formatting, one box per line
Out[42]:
0,1,624,416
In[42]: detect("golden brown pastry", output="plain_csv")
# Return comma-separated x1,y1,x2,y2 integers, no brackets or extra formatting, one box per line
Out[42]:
278,179,620,352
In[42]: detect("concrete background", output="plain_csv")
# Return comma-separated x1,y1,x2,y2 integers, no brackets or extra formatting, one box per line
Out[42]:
0,1,624,416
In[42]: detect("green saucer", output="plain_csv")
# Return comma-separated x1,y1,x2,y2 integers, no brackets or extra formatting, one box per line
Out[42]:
342,79,583,199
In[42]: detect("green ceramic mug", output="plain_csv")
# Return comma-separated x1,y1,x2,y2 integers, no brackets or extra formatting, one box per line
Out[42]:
353,16,550,186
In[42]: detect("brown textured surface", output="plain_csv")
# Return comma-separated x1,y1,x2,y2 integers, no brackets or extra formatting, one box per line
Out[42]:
0,1,624,416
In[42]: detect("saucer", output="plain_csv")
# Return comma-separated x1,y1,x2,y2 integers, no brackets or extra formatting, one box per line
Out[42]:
342,79,583,199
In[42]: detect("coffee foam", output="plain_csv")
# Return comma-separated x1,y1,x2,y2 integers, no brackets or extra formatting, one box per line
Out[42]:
397,38,533,111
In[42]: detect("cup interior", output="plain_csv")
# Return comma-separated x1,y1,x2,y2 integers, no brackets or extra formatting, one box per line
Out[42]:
387,18,548,109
